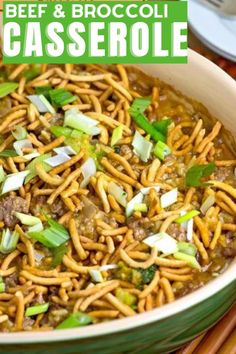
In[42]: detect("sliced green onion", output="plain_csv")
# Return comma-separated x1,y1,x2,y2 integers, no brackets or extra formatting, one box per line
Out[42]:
13,139,32,156
12,125,28,141
89,269,104,283
177,210,195,241
50,126,73,138
111,125,124,146
1,170,30,194
80,158,97,188
175,210,200,224
152,118,172,136
54,146,76,156
126,192,143,217
0,166,6,183
28,228,67,248
51,243,68,268
25,153,52,183
27,95,55,114
45,153,70,167
143,232,178,255
28,219,69,248
0,150,18,157
64,134,90,157
132,130,153,162
25,303,49,317
14,212,41,226
0,82,19,98
56,312,93,330
0,282,5,293
28,221,43,233
186,218,194,242
64,108,100,136
108,182,127,207
140,185,160,195
49,88,77,107
23,66,41,81
174,252,201,270
129,97,151,114
0,229,19,254
125,186,160,217
186,163,216,187
177,242,197,256
130,112,165,142
22,152,40,161
35,86,52,100
99,264,118,271
154,140,171,161
47,218,68,233
200,195,215,214
160,188,178,208
133,203,147,212
70,129,83,139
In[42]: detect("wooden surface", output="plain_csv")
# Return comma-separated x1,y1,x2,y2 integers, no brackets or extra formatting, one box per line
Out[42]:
176,304,236,354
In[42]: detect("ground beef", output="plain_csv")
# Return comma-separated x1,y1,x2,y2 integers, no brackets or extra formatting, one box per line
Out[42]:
48,308,68,327
214,167,232,182
222,248,236,257
34,292,45,305
127,217,155,241
5,272,18,290
49,286,58,296
0,97,12,118
77,196,107,240
30,195,66,218
49,197,66,217
30,195,47,215
222,239,236,257
23,317,35,331
167,223,186,241
0,196,28,227
120,145,132,156
225,231,236,240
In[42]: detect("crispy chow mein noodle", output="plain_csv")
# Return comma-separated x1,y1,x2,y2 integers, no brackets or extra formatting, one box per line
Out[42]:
0,61,234,331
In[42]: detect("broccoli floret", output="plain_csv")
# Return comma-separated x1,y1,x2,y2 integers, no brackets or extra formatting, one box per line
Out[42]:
114,146,121,154
131,269,143,287
138,265,157,285
115,261,133,282
114,262,158,289
115,288,137,307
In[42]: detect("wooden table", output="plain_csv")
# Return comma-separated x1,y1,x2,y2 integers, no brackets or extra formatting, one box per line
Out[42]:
176,304,236,354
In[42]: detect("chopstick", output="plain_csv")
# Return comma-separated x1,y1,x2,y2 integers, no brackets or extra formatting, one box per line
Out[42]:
196,304,236,354
218,328,236,354
175,333,207,354
177,304,236,354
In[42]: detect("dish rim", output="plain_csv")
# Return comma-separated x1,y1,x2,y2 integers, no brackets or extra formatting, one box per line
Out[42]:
1,49,236,344
2,260,235,343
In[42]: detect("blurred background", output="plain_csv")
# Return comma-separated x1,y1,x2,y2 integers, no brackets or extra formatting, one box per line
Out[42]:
189,0,236,79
